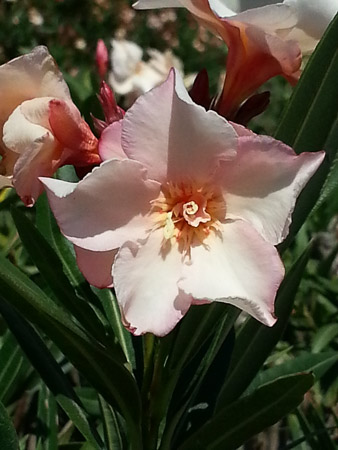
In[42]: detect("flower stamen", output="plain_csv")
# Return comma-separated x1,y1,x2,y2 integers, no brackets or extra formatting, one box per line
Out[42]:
150,181,226,255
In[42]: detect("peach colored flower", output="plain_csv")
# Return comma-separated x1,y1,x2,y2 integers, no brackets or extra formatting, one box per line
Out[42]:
41,70,324,336
134,0,337,117
0,46,100,206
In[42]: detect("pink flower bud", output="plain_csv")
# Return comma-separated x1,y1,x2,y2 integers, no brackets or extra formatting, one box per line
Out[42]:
95,39,108,80
92,81,125,135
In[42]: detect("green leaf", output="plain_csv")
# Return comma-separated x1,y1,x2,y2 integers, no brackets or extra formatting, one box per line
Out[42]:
0,298,77,400
311,324,338,353
92,288,134,368
178,374,314,450
0,331,27,404
56,395,102,450
11,207,110,348
313,120,338,211
159,308,238,450
0,256,141,446
0,298,103,449
275,13,338,249
0,400,18,450
245,351,338,396
167,303,235,373
98,395,125,450
36,385,58,450
0,251,94,344
216,244,311,408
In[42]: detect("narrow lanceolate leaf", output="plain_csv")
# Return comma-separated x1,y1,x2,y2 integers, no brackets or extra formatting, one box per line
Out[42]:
0,251,94,343
0,256,141,446
216,244,311,408
56,395,103,450
0,330,27,404
178,374,314,450
11,207,123,358
36,385,58,450
0,299,103,450
167,303,232,372
160,307,238,450
312,119,338,212
92,287,134,368
311,324,338,353
0,400,18,450
275,13,338,249
245,351,338,396
98,395,125,450
0,298,78,401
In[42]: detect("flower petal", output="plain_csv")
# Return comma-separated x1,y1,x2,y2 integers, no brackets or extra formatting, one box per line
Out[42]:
180,220,284,326
122,68,237,183
99,120,126,161
284,0,338,53
133,0,184,9
74,245,116,288
216,18,301,116
0,46,70,150
113,229,192,336
219,134,325,245
40,158,160,251
110,39,143,83
48,99,100,166
3,98,53,154
13,133,61,206
3,98,62,205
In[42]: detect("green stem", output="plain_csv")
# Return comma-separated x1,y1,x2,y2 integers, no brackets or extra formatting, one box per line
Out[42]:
141,334,157,449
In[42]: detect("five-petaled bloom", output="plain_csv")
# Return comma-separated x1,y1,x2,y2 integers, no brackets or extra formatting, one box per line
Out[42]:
0,46,100,206
41,70,324,336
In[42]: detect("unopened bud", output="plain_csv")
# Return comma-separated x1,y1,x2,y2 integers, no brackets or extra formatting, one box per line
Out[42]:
98,81,124,124
92,81,125,136
95,39,109,79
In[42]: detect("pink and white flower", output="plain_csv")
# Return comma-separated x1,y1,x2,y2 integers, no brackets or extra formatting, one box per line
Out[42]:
0,46,100,206
41,70,324,336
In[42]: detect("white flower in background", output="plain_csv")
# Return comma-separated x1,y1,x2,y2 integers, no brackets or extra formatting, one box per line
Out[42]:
109,39,193,105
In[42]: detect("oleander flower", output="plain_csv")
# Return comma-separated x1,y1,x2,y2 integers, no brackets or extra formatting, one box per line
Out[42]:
0,46,100,206
134,0,337,117
41,69,324,336
109,38,193,106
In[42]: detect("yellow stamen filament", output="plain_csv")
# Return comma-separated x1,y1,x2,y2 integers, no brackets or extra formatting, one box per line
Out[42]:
150,181,226,256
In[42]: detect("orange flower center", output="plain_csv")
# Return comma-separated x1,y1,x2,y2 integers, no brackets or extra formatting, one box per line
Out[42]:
150,181,225,254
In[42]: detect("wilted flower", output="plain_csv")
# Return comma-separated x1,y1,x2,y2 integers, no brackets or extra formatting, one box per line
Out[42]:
134,0,337,117
109,38,193,106
41,70,324,336
0,46,100,206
